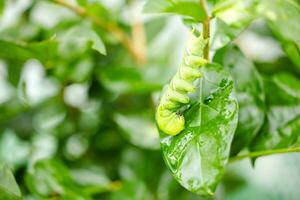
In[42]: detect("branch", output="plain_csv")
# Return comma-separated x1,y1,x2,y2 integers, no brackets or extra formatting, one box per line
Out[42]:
52,0,140,63
129,0,147,65
200,0,210,60
229,146,300,162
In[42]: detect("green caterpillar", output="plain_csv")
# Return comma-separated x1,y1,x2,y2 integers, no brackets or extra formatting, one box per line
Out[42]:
156,32,209,136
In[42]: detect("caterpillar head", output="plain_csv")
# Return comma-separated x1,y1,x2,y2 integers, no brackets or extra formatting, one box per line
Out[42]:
156,106,185,136
187,32,209,56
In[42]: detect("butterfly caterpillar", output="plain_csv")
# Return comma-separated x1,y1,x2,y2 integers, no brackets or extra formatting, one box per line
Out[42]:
156,32,209,136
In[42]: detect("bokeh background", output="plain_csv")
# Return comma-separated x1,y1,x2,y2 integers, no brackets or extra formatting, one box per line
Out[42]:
0,0,300,199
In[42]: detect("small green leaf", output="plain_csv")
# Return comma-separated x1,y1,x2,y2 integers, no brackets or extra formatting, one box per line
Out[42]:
0,130,31,169
71,166,113,194
0,163,22,200
211,18,239,50
145,17,167,44
59,24,106,56
76,0,88,6
114,112,160,150
159,63,238,196
283,42,300,71
0,0,5,16
119,148,164,184
68,58,94,83
98,67,161,94
157,170,200,200
211,0,258,49
25,159,91,199
0,39,57,64
84,3,110,21
212,0,257,28
251,73,300,152
143,0,207,22
111,178,151,200
257,0,300,44
257,0,300,71
213,45,265,155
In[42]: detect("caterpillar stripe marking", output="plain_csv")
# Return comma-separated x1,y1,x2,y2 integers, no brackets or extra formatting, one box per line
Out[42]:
156,32,209,136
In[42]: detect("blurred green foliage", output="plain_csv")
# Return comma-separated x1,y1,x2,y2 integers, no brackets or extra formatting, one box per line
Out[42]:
0,0,299,199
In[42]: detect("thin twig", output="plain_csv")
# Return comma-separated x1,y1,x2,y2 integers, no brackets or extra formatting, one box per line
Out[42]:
53,0,140,62
129,0,147,65
230,146,300,162
200,0,210,60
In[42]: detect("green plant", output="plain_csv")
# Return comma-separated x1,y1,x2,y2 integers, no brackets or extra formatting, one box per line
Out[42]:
147,0,300,196
0,0,299,199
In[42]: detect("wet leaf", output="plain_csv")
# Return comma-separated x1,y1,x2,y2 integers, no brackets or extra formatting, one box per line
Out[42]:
214,45,265,155
159,63,238,196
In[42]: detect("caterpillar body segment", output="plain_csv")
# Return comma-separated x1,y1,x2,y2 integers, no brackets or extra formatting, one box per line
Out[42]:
156,106,185,136
156,33,209,136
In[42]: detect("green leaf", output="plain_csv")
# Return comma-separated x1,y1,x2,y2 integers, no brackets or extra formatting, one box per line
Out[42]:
210,18,239,50
84,2,110,21
59,24,106,56
76,0,88,6
25,159,91,199
257,0,300,44
71,166,114,194
114,112,160,150
98,67,161,94
159,63,238,196
119,148,164,184
213,45,265,155
0,0,5,16
211,0,258,49
68,57,94,83
212,0,257,28
157,170,200,200
111,178,152,200
143,0,207,22
0,163,22,200
257,0,300,71
283,42,300,71
0,39,57,65
145,17,167,44
251,73,300,152
0,130,31,169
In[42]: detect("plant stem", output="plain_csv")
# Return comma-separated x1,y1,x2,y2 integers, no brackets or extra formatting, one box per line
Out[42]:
129,0,147,65
200,0,210,60
229,146,300,162
52,0,140,63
